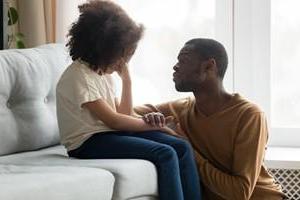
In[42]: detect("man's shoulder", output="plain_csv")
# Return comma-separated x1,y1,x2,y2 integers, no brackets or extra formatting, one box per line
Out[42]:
233,94,263,114
169,96,194,110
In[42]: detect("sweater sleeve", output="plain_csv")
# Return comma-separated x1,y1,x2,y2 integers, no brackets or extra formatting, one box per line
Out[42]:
133,97,191,118
196,111,268,200
133,103,163,117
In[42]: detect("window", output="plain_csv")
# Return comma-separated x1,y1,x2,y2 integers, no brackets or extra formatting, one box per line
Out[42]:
233,0,300,147
271,0,300,128
56,0,233,105
113,0,227,105
269,0,300,147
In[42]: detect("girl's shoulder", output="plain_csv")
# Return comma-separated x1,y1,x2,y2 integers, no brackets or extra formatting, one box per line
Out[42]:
68,60,100,79
58,60,97,86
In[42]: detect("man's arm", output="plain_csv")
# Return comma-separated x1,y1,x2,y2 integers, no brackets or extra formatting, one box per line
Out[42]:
134,102,173,117
195,111,268,200
134,96,193,118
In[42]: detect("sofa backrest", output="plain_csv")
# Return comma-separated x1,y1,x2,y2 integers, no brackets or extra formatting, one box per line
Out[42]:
0,44,71,156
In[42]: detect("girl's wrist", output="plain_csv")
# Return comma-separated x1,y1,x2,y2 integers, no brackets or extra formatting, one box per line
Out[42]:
121,75,131,83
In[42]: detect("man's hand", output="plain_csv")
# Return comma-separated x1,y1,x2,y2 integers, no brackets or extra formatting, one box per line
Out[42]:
174,123,188,139
159,126,180,137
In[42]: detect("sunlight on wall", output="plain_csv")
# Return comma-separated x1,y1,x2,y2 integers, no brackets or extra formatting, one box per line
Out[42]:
55,0,216,106
114,0,215,105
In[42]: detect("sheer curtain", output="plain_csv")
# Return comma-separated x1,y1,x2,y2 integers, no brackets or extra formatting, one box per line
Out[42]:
55,0,86,43
16,0,56,47
6,0,83,48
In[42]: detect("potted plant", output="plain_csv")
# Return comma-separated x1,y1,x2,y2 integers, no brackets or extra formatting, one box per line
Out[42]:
6,0,25,48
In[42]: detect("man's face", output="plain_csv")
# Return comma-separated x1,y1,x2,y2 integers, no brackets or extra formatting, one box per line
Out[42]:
173,44,205,92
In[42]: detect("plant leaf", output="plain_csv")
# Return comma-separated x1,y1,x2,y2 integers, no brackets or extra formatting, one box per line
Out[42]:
16,40,26,49
15,33,25,40
8,7,19,25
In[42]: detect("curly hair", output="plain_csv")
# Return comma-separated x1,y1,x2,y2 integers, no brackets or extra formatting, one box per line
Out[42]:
66,0,144,71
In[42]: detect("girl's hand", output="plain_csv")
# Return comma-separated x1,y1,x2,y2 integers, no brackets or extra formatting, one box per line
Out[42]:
142,112,165,127
116,62,131,81
142,113,175,127
142,113,183,137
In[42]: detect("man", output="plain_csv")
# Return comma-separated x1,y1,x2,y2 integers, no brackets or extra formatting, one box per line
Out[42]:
134,38,285,199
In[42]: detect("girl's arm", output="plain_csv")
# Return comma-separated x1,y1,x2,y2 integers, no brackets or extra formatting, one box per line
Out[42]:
115,64,133,115
83,98,164,132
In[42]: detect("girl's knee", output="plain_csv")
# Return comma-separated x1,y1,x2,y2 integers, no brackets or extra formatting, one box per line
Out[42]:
152,144,177,163
175,139,192,151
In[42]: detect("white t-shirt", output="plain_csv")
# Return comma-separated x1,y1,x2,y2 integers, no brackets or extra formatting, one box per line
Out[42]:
56,60,117,151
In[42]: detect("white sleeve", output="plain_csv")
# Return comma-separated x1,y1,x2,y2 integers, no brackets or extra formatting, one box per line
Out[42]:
73,72,105,108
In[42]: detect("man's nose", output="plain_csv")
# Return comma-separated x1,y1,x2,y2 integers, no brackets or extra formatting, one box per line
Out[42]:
173,64,179,71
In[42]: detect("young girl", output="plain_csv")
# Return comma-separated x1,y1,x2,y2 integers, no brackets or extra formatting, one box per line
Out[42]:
56,1,201,200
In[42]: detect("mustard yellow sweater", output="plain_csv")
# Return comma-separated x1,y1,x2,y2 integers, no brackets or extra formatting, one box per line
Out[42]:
135,94,284,200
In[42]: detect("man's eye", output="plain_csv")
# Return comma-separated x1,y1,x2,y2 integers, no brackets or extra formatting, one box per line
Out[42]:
179,59,186,64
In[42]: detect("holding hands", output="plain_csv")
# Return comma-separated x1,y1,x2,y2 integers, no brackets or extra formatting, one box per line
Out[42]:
142,112,180,137
142,112,166,127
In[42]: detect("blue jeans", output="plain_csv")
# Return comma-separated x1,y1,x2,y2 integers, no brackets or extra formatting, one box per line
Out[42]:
68,131,202,200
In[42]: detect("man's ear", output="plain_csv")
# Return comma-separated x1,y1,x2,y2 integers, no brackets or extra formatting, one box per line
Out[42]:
206,58,218,75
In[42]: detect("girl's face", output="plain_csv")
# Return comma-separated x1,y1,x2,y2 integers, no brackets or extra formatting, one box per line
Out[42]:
105,46,137,74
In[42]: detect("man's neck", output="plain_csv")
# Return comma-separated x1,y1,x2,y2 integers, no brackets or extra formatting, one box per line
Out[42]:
193,83,232,117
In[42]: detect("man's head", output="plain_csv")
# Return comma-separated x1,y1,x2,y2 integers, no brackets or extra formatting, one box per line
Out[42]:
173,38,228,92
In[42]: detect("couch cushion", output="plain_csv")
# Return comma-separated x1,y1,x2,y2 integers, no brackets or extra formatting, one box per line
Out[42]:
0,145,158,200
0,44,71,156
0,164,114,200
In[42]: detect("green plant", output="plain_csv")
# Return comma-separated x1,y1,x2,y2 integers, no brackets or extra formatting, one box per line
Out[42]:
7,2,25,48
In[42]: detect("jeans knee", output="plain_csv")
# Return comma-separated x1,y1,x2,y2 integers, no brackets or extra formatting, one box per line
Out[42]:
174,139,193,155
153,144,178,163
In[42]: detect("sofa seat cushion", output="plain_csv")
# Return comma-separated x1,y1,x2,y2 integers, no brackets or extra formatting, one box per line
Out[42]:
0,145,158,200
0,164,114,200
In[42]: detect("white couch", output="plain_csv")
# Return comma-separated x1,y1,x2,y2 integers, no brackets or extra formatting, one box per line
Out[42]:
0,44,158,200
